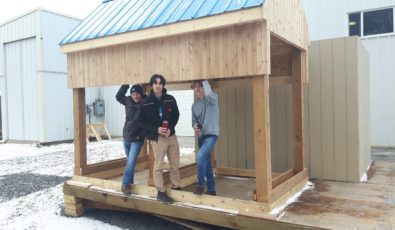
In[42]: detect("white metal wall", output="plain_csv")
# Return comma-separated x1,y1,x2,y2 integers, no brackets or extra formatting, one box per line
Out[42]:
0,11,39,141
302,0,395,146
40,10,81,142
5,38,39,141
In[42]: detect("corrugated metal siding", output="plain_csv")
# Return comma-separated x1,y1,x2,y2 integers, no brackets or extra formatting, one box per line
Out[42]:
302,0,395,41
5,38,39,141
302,0,395,146
41,11,81,73
169,90,194,137
103,86,124,137
0,11,37,43
43,73,73,142
60,0,265,45
363,37,395,146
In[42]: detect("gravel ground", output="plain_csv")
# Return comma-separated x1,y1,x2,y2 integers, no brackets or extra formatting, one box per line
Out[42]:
0,140,197,230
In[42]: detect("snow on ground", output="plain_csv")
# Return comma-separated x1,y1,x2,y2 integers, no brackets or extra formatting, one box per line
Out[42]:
0,140,192,230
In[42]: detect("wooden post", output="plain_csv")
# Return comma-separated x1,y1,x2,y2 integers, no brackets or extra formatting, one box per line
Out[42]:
73,88,87,176
253,75,272,203
292,48,305,173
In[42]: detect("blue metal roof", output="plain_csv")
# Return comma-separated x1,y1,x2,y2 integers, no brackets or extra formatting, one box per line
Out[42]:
60,0,265,45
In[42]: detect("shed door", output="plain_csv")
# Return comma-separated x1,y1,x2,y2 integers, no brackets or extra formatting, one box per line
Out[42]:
5,38,38,141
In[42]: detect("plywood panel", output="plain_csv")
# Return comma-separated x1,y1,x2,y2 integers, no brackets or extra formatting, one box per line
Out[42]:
227,88,238,168
236,87,247,169
332,38,348,181
308,41,322,179
319,40,335,180
67,22,268,88
345,37,359,182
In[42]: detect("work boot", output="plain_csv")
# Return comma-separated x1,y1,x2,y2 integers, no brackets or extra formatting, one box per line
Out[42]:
157,191,174,203
205,191,217,196
193,186,204,195
121,184,131,195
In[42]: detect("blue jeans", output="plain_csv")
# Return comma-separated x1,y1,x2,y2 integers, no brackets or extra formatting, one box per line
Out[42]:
122,141,144,185
197,135,218,192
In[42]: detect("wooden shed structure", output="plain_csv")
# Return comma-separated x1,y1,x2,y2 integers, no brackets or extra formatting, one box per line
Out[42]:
60,0,309,228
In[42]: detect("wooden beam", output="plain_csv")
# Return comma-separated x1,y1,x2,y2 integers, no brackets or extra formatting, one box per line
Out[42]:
292,48,305,173
73,88,87,175
63,183,314,229
70,175,272,215
80,155,149,175
86,160,149,179
215,167,255,178
253,75,272,203
269,168,308,202
272,169,294,189
163,163,197,187
60,7,263,53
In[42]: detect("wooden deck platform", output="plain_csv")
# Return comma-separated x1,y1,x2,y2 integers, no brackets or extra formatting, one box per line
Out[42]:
63,160,395,229
280,160,395,229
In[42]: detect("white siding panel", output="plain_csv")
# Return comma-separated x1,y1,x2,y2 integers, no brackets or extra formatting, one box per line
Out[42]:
302,0,395,41
103,86,124,137
41,11,81,73
43,73,73,142
169,90,194,137
363,37,395,146
5,38,39,141
0,11,37,43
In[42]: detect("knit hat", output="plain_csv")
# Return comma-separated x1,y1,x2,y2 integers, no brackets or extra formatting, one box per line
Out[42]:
130,85,143,95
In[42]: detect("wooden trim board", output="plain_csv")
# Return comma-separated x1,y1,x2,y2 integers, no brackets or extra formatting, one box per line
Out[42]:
81,155,148,175
63,182,315,229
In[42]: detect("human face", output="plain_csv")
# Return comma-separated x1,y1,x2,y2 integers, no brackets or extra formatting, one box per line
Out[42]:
193,83,204,99
131,92,141,103
152,78,164,95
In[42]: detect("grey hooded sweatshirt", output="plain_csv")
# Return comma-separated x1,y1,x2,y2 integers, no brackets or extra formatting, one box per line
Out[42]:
192,80,220,137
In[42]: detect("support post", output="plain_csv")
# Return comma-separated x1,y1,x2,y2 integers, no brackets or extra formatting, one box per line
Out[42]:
253,75,272,203
292,48,305,173
73,88,87,176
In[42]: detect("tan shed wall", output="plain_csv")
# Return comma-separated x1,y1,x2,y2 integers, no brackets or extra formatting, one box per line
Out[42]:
307,37,371,182
212,79,294,173
67,21,269,88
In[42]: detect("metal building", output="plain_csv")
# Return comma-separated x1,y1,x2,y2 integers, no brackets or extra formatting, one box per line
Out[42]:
0,9,82,143
302,0,395,147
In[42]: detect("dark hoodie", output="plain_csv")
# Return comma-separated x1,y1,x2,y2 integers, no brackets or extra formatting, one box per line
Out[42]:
139,88,180,141
116,85,146,142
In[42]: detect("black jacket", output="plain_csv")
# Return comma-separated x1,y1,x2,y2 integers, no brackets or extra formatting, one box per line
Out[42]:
139,88,180,141
116,85,145,142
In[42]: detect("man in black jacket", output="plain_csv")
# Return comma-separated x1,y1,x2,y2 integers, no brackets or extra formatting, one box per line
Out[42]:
116,84,145,195
140,74,180,203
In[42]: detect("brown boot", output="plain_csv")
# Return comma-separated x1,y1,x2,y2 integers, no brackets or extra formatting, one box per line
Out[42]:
193,186,204,195
205,190,217,196
121,184,131,195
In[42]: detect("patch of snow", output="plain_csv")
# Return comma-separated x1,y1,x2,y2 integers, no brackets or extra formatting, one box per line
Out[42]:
0,184,122,230
270,181,314,217
360,161,373,182
180,147,195,156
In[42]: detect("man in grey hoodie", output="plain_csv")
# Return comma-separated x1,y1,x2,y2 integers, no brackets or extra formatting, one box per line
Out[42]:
191,80,220,195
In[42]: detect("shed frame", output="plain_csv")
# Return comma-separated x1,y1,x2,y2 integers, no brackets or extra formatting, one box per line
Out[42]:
61,0,310,227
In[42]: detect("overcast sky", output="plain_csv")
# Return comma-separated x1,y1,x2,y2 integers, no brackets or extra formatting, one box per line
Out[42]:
0,0,102,24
